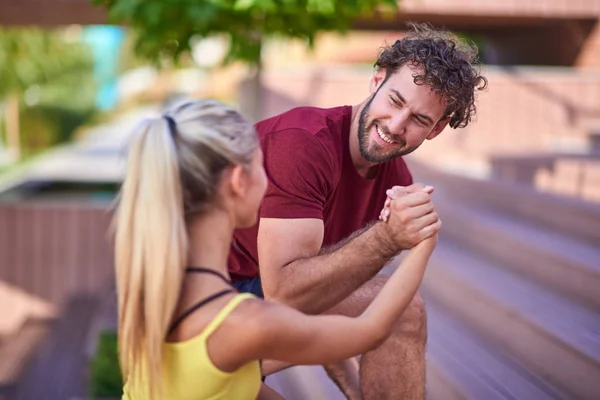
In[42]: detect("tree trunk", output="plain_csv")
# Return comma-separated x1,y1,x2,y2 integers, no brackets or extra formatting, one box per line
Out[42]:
240,64,263,123
6,92,21,161
238,36,264,123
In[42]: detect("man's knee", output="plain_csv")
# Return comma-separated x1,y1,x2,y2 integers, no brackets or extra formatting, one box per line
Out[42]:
326,275,427,343
364,275,427,340
395,291,427,342
331,275,426,335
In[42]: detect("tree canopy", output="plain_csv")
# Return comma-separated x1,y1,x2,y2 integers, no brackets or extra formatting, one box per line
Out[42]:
0,28,94,100
0,28,97,158
95,0,398,65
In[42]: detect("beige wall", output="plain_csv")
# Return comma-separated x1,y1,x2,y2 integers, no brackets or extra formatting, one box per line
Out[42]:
397,0,600,17
254,65,600,200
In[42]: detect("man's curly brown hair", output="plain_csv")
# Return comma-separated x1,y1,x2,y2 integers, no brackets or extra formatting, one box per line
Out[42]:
375,24,488,129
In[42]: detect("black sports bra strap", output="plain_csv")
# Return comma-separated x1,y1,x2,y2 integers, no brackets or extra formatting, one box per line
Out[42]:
168,289,235,335
186,267,233,287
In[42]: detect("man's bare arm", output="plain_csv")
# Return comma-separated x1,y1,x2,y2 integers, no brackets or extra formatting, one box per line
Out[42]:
258,189,438,314
259,219,398,314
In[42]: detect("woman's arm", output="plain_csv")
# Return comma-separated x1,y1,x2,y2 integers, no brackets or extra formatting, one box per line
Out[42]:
238,235,437,366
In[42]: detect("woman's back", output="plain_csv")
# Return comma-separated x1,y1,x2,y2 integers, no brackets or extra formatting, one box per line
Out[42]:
122,292,261,400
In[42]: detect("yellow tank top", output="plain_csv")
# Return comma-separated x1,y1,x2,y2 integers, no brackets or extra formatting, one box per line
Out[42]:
122,293,261,400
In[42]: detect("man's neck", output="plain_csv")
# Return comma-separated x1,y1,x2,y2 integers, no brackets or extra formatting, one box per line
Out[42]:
349,103,379,179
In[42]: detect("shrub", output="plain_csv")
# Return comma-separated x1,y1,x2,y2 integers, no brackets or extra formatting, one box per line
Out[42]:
89,330,123,398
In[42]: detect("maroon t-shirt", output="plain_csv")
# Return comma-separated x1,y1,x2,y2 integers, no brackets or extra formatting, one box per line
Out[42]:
228,106,413,280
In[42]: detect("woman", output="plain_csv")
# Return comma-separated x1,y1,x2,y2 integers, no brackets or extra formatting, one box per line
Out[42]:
114,99,438,400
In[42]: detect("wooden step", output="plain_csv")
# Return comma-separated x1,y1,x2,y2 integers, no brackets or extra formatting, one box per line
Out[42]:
0,318,50,397
422,239,600,400
425,301,568,400
487,153,600,186
12,295,101,400
436,201,600,312
267,366,345,400
589,128,600,154
408,160,600,245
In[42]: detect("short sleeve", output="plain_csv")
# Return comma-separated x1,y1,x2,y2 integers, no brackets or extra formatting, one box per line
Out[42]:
260,129,336,220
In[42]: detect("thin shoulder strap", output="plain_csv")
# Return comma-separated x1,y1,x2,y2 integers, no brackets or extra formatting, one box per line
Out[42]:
186,267,234,288
199,293,257,339
168,289,234,334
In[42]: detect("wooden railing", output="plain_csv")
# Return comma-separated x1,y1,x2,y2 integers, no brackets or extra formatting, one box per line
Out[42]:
0,202,114,336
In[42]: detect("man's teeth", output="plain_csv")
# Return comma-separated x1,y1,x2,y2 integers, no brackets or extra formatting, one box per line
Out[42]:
376,126,395,144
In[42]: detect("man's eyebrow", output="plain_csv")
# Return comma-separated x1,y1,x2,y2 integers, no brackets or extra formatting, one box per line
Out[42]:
390,89,434,125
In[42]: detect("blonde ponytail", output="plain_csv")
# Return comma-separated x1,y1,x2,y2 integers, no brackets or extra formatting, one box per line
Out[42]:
114,117,188,399
114,99,259,398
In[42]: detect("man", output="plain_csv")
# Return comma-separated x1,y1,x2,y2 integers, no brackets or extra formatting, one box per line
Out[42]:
229,24,487,399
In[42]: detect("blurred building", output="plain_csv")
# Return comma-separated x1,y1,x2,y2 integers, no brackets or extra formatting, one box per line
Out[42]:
250,0,600,202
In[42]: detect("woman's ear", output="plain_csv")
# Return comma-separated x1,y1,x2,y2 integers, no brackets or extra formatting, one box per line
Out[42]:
228,164,247,198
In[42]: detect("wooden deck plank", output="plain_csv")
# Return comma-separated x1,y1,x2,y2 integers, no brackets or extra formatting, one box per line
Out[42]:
12,295,100,400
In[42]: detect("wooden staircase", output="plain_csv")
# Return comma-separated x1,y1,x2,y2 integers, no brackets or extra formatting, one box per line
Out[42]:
409,161,600,400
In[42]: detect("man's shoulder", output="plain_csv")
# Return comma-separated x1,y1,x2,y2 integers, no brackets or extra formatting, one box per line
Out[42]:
258,106,349,188
256,105,351,138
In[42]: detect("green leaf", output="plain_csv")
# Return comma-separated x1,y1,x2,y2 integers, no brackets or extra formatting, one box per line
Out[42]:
93,0,401,66
307,0,335,14
234,0,255,10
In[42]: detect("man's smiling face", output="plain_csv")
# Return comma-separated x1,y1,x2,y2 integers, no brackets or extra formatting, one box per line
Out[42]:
358,65,450,163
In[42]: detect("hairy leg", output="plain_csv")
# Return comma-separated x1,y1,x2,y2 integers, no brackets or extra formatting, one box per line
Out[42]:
326,275,428,400
257,383,286,400
261,359,292,376
262,275,427,400
262,357,362,399
323,358,362,400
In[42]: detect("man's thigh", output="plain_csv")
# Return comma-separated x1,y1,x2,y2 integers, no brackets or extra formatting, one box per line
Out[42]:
324,274,388,317
326,274,426,336
262,275,391,376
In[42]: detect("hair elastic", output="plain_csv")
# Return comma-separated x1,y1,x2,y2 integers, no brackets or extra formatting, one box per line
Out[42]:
163,115,177,137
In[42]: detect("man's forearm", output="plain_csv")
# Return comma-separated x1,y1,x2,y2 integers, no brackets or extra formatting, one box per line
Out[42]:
269,222,399,314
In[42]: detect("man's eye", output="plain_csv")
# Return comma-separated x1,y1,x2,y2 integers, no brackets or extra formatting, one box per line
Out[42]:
390,97,399,105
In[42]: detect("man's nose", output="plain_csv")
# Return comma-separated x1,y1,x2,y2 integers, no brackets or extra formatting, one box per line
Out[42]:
388,109,410,135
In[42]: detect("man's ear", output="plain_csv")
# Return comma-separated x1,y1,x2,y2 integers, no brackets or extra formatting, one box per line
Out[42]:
228,165,247,198
427,117,451,140
370,68,387,94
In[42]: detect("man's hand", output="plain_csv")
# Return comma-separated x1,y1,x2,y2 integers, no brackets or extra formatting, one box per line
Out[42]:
379,183,433,222
378,183,441,250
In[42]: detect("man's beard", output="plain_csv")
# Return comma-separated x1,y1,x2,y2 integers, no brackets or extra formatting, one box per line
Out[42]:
358,95,415,164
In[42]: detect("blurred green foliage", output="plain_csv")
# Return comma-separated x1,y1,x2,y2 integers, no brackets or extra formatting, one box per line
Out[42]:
19,105,97,154
95,0,399,66
0,28,95,98
0,28,98,155
89,330,123,397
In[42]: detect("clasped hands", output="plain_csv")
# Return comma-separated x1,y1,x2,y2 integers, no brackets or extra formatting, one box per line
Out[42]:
377,183,441,250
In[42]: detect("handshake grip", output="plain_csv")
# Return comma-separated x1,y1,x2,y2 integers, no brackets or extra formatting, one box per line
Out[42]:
378,184,441,251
